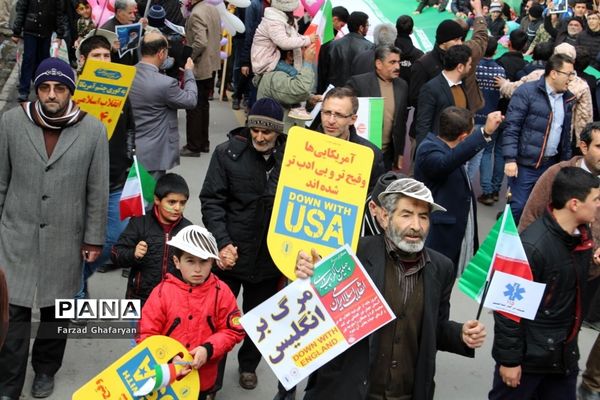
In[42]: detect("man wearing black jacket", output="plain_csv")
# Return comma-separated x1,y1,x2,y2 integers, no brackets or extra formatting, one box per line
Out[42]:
347,45,408,170
496,29,528,81
296,177,487,400
325,11,373,88
316,5,349,94
394,15,423,87
200,98,287,392
11,0,67,102
576,11,600,70
490,167,600,400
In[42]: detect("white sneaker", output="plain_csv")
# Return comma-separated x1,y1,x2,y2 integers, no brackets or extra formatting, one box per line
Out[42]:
288,107,313,121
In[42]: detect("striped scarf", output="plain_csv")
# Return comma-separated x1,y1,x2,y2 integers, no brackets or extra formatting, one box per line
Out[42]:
21,100,86,130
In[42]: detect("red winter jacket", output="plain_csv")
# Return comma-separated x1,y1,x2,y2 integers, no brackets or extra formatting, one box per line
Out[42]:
137,273,245,391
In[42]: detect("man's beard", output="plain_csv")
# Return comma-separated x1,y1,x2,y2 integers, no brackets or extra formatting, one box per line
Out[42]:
41,101,68,117
386,223,426,254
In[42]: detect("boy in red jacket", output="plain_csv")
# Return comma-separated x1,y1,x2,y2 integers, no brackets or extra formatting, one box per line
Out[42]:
137,225,245,400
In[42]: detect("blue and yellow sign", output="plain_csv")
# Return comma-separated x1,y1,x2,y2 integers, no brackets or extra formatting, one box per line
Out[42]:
73,335,199,399
268,127,374,280
73,59,136,140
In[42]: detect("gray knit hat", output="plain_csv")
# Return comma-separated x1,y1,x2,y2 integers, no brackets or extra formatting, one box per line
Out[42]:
271,0,299,12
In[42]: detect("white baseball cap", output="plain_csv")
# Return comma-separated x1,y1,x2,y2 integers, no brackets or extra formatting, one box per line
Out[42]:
378,178,447,213
167,226,220,260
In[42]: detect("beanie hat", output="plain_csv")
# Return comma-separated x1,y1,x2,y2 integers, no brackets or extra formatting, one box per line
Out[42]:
436,20,465,45
371,171,407,206
148,5,167,27
568,16,585,29
271,0,299,12
529,4,543,19
554,42,577,60
246,98,284,134
34,58,76,94
490,1,502,13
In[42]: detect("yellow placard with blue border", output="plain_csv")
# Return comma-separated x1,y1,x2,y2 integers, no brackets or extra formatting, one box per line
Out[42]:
72,335,199,400
73,59,136,140
268,127,374,281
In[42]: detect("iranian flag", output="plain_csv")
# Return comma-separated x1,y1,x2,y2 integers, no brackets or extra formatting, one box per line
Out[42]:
119,155,156,220
355,97,384,149
133,363,178,397
459,205,534,322
303,0,334,59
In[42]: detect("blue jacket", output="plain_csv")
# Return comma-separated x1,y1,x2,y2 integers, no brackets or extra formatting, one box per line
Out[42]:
414,131,488,266
502,76,575,168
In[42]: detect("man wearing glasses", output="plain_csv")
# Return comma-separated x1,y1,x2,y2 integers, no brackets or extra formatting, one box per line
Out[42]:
318,87,385,192
503,53,576,223
0,57,109,399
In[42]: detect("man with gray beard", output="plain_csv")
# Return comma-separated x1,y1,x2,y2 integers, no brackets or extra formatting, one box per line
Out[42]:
295,178,487,400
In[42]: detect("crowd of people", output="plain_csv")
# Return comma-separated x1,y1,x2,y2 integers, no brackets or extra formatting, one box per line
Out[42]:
1,0,600,399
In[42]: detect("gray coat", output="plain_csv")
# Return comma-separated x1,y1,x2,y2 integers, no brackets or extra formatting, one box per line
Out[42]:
129,62,197,171
0,107,109,308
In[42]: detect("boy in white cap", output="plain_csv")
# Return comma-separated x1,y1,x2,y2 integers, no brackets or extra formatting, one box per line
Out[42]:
137,225,245,400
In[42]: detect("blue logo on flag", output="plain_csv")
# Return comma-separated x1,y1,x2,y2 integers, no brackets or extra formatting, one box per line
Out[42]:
504,283,525,301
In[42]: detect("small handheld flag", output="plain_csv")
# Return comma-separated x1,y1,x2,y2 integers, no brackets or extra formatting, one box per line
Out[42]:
303,0,334,60
119,155,156,220
132,363,180,397
459,205,537,322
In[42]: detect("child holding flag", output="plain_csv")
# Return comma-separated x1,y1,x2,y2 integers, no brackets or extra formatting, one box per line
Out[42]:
489,167,599,399
112,173,192,305
137,225,245,400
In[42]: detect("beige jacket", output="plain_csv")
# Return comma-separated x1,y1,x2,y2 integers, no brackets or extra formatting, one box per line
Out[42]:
185,0,222,80
499,70,593,141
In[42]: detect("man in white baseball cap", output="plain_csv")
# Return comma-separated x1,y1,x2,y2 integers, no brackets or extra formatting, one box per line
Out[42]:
295,177,487,400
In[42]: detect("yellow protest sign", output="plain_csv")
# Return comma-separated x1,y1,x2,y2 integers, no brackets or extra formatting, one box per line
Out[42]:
73,59,136,139
72,335,199,400
267,127,374,281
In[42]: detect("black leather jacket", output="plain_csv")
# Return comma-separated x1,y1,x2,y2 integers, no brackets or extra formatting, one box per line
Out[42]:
326,32,374,88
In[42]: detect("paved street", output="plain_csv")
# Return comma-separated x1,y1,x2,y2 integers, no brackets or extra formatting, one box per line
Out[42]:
0,78,597,400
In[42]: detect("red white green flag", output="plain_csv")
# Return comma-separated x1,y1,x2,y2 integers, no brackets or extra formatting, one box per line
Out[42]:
303,0,334,60
133,363,178,397
459,205,534,322
119,155,156,220
355,97,384,149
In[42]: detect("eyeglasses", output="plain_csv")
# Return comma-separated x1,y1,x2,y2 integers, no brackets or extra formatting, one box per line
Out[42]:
321,110,354,120
554,70,577,78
